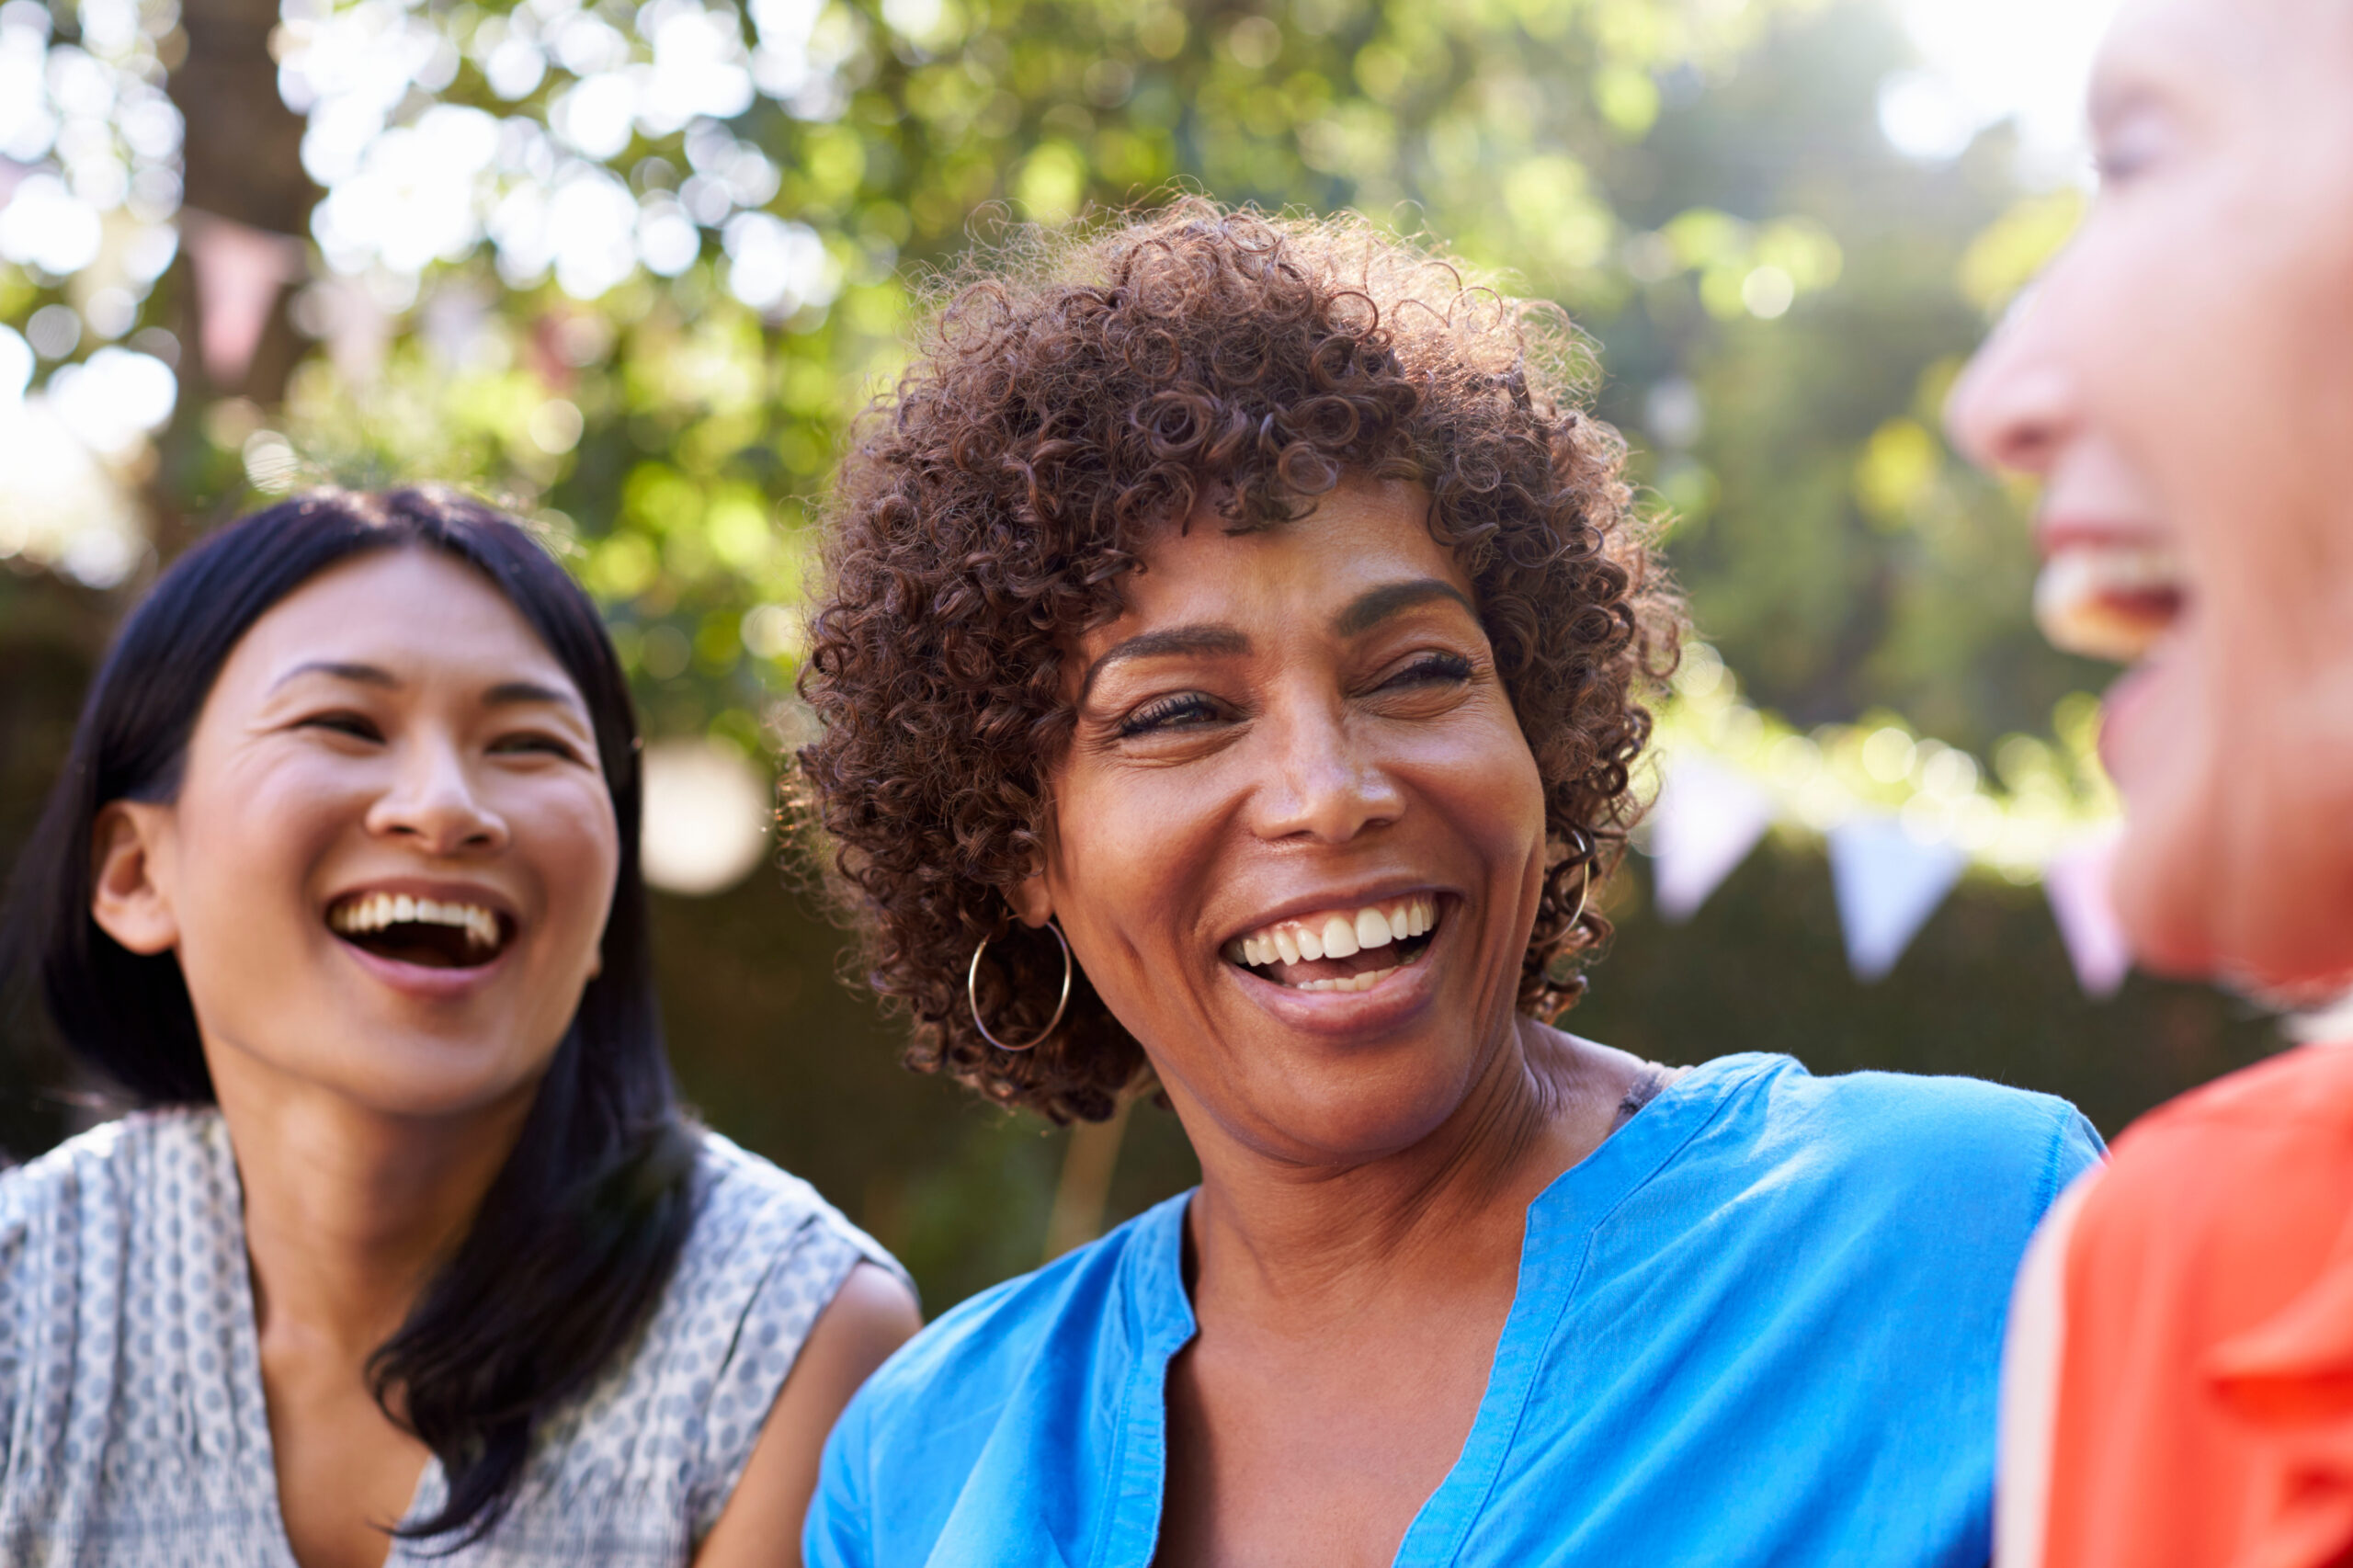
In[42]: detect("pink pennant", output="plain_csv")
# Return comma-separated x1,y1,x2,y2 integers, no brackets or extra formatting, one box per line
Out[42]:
184,210,307,389
2043,826,2131,999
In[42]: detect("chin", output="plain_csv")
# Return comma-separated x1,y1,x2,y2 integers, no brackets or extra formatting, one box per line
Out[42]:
310,1040,551,1121
1244,1047,1490,1164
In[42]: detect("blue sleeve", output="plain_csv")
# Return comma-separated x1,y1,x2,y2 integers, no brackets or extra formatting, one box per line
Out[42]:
801,1381,875,1568
2041,1106,2108,1213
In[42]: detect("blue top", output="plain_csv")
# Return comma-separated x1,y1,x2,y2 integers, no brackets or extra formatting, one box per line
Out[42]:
805,1052,2104,1568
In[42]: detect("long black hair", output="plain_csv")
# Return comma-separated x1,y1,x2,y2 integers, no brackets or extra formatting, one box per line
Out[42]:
0,487,699,1546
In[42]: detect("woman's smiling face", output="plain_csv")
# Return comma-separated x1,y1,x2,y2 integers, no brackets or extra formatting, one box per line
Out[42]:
1024,478,1550,1165
93,547,620,1118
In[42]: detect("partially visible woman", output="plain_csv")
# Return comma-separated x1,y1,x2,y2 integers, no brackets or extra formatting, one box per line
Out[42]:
0,489,917,1567
1949,5,2353,1566
793,201,2101,1567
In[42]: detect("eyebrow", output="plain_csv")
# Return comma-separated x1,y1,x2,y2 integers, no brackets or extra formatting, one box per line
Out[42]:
1075,578,1477,706
268,660,398,693
268,662,583,713
1333,579,1478,637
483,680,582,710
1078,626,1251,706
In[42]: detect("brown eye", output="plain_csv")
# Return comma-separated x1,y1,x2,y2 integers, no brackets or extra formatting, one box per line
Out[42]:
1120,693,1223,737
490,733,583,761
1381,653,1473,689
300,711,383,742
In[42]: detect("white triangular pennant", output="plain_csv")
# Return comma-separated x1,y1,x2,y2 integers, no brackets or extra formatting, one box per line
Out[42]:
184,210,306,388
1648,756,1775,923
1827,813,1967,983
2042,826,2131,999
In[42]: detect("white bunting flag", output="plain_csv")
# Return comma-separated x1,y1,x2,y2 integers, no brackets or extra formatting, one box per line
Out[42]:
183,211,307,389
1648,755,1776,923
2042,826,2131,998
1826,813,1967,983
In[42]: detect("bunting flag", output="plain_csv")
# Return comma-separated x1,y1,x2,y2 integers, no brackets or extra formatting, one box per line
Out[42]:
2041,826,2131,999
307,275,392,387
182,210,307,389
1648,755,1776,923
1826,813,1968,983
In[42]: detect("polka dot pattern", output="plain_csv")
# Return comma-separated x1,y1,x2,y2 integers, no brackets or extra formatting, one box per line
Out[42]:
0,1109,901,1565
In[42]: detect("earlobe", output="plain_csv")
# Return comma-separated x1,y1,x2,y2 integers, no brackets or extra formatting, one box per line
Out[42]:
89,803,180,956
1009,871,1054,929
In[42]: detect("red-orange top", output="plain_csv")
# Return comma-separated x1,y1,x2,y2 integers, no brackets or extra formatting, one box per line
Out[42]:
2024,1043,2353,1568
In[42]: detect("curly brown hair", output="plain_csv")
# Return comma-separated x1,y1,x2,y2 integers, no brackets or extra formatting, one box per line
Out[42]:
794,200,1679,1124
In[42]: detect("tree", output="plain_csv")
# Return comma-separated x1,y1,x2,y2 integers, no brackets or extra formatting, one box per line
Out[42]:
0,0,2275,1303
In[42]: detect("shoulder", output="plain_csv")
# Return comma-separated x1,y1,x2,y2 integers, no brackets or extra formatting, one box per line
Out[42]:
0,1108,224,1456
1667,1052,2105,1224
0,1107,220,1247
835,1190,1180,1450
2068,1047,2353,1285
526,1130,913,1539
685,1128,899,1280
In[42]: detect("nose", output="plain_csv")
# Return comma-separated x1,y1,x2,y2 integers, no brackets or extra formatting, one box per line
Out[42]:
1246,696,1406,845
365,736,509,857
1946,288,2077,479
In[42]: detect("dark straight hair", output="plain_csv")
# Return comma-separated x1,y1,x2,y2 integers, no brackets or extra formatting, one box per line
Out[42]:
0,486,698,1546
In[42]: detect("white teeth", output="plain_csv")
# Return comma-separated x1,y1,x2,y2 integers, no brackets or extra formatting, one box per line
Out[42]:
1226,897,1440,977
2034,543,2186,664
1321,915,1358,960
1296,963,1400,994
330,892,504,950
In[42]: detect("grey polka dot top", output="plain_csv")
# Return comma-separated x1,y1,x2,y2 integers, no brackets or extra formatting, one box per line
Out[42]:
0,1107,904,1566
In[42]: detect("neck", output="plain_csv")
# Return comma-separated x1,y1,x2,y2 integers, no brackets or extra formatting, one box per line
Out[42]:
1175,1017,1635,1324
208,1045,540,1362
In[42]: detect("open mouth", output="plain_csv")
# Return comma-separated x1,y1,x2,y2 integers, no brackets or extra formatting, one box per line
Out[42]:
327,892,513,971
2035,538,2187,664
1222,895,1441,994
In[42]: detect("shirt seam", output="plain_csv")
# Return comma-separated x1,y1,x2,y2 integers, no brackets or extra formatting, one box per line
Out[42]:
1417,1053,1781,1566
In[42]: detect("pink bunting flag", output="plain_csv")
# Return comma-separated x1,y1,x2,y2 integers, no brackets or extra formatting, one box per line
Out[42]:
183,210,307,389
2042,826,2131,999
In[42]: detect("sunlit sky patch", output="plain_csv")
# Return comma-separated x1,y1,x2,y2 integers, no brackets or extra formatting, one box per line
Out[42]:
1880,0,2127,183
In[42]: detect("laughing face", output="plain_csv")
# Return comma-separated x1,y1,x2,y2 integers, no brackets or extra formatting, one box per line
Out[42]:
1016,478,1552,1166
1947,0,2353,998
90,548,620,1117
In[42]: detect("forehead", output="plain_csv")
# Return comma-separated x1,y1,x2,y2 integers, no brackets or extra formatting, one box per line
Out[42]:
220,547,573,693
2092,0,2336,114
1096,478,1472,643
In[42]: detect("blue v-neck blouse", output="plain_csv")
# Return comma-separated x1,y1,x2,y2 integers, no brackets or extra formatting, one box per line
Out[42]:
805,1052,2102,1568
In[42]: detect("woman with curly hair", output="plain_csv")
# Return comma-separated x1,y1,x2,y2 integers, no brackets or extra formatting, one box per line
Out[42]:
795,201,2100,1566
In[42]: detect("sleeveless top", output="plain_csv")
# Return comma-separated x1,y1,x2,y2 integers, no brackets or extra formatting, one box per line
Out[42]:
0,1107,903,1567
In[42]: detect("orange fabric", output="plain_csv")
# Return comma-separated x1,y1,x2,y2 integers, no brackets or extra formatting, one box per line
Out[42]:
2043,1044,2353,1568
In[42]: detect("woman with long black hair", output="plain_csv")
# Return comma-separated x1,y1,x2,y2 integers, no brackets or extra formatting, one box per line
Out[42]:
0,487,916,1567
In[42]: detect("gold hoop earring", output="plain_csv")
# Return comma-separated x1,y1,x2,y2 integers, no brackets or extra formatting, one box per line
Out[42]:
1569,858,1593,930
967,921,1074,1052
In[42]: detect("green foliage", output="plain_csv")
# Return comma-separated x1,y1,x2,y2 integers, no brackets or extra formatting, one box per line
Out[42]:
14,0,2240,1307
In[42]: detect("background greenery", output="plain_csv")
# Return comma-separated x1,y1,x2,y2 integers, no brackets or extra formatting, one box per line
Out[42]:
0,0,2275,1309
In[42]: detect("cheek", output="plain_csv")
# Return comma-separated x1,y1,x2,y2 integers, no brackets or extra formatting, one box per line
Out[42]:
177,759,353,922
515,783,621,935
1430,705,1549,860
